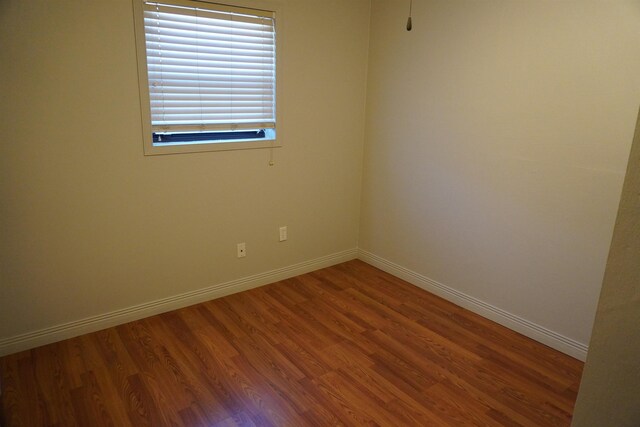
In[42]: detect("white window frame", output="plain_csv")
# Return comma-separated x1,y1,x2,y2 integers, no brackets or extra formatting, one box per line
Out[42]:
132,0,282,155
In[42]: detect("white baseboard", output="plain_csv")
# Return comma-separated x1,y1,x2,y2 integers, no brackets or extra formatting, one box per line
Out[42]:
0,248,358,357
358,249,588,361
0,247,589,361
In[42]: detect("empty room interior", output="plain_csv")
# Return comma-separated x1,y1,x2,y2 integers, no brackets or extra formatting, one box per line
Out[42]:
1,0,639,426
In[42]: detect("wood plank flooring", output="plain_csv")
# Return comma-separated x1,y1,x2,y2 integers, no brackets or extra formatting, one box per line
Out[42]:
0,260,584,426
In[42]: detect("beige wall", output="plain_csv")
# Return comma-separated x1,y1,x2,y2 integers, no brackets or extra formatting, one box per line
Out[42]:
360,0,640,350
571,109,640,426
2,0,639,365
0,0,370,348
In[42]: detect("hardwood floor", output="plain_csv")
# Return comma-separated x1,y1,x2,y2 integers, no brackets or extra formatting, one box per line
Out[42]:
0,260,583,426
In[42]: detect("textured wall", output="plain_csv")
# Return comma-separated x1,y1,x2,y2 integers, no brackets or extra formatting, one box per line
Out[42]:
0,0,370,347
360,0,640,348
572,109,640,426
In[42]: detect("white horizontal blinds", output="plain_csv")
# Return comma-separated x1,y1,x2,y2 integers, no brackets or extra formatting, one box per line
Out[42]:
143,1,276,133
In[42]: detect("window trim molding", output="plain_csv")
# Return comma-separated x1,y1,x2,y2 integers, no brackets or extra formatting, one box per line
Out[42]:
132,0,284,156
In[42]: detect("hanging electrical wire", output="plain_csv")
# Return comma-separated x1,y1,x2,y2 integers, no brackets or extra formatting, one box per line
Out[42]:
406,0,412,31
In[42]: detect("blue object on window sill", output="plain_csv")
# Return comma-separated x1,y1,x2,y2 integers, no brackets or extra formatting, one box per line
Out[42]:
153,130,267,144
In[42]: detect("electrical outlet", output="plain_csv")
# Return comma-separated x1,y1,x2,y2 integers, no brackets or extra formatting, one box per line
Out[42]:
237,242,246,258
279,226,287,242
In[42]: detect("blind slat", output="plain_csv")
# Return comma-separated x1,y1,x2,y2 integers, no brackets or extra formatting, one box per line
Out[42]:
144,16,275,37
147,61,275,72
144,30,274,47
151,122,275,133
151,96,275,102
145,47,274,59
144,3,274,22
148,74,274,84
151,101,273,106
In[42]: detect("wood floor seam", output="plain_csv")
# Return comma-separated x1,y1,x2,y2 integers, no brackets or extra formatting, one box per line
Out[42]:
1,260,583,426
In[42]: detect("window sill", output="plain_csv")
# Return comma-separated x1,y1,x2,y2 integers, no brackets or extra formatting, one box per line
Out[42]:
143,139,281,156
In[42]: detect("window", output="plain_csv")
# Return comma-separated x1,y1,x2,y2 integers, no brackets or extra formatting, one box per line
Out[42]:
133,0,279,155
